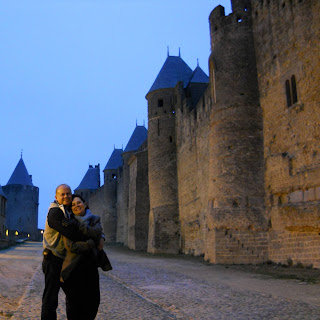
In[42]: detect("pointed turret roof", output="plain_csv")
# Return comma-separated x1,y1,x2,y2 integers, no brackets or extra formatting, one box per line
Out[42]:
0,185,6,198
124,126,148,153
104,148,123,170
147,55,193,94
7,157,33,186
189,66,209,84
75,165,100,191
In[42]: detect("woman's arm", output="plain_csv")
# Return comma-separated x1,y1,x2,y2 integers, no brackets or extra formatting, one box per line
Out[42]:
63,236,95,254
78,216,103,242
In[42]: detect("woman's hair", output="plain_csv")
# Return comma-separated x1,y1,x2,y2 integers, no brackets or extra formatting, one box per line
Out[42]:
72,194,89,209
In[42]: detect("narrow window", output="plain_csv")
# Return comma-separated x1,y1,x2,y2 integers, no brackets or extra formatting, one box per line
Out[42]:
285,75,298,107
285,79,292,107
169,136,173,143
291,75,298,104
158,99,163,107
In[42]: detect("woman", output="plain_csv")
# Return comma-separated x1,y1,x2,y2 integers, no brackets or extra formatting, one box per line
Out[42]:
61,194,110,320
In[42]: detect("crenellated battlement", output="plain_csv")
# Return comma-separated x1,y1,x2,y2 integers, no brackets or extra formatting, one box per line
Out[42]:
209,1,252,52
252,0,310,22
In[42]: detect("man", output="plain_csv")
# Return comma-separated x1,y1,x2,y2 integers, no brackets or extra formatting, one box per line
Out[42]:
41,184,87,320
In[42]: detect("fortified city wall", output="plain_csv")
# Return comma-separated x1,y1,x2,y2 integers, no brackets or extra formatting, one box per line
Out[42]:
252,0,320,266
84,0,320,268
127,149,149,251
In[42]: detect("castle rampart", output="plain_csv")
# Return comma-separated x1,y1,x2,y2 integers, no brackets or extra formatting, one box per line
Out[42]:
87,184,117,243
251,0,320,266
128,150,149,251
83,0,320,268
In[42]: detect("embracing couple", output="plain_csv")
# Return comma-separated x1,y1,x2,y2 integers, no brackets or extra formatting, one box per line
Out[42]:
41,184,112,320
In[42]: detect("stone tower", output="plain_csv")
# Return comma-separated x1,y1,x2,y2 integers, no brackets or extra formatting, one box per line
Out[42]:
3,156,39,240
102,148,123,242
146,55,193,254
0,185,6,238
205,0,266,262
74,164,100,201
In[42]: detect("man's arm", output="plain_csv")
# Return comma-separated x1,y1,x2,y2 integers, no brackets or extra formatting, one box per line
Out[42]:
47,207,86,241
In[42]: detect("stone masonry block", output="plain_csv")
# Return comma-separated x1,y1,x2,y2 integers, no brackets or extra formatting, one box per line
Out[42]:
316,187,320,200
304,188,316,202
288,190,303,203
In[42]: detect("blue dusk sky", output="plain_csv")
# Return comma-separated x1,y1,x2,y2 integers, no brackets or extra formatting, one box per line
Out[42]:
0,0,232,229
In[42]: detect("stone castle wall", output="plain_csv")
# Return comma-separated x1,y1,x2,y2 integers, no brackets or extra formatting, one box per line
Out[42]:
174,0,267,263
171,0,319,267
115,166,125,244
117,151,134,246
87,183,117,243
175,85,211,257
128,150,149,251
86,0,320,268
251,0,320,267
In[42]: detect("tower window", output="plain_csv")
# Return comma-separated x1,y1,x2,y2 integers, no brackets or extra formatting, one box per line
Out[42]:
285,75,298,107
158,99,163,107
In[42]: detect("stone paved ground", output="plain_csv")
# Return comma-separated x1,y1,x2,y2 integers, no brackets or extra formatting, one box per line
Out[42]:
1,242,320,319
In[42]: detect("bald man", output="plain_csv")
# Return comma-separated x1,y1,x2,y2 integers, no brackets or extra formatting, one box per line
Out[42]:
41,184,86,320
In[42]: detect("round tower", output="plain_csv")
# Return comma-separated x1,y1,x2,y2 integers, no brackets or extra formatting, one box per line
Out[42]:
207,1,266,231
102,148,123,243
146,55,192,254
3,157,39,240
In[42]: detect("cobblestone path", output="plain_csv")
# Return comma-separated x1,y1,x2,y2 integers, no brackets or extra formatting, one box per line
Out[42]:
5,244,320,319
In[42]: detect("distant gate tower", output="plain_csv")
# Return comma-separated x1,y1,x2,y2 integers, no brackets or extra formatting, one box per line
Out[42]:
3,156,39,240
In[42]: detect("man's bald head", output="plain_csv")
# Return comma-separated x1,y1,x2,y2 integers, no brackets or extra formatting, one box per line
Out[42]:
55,184,72,206
55,184,71,194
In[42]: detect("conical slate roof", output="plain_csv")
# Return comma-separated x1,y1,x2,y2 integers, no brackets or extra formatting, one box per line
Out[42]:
7,157,33,186
189,66,209,84
75,165,100,191
104,148,123,170
147,55,193,94
124,126,148,153
0,185,6,198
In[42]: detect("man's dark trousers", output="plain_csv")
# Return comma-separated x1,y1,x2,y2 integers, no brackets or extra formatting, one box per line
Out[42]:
41,252,63,320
